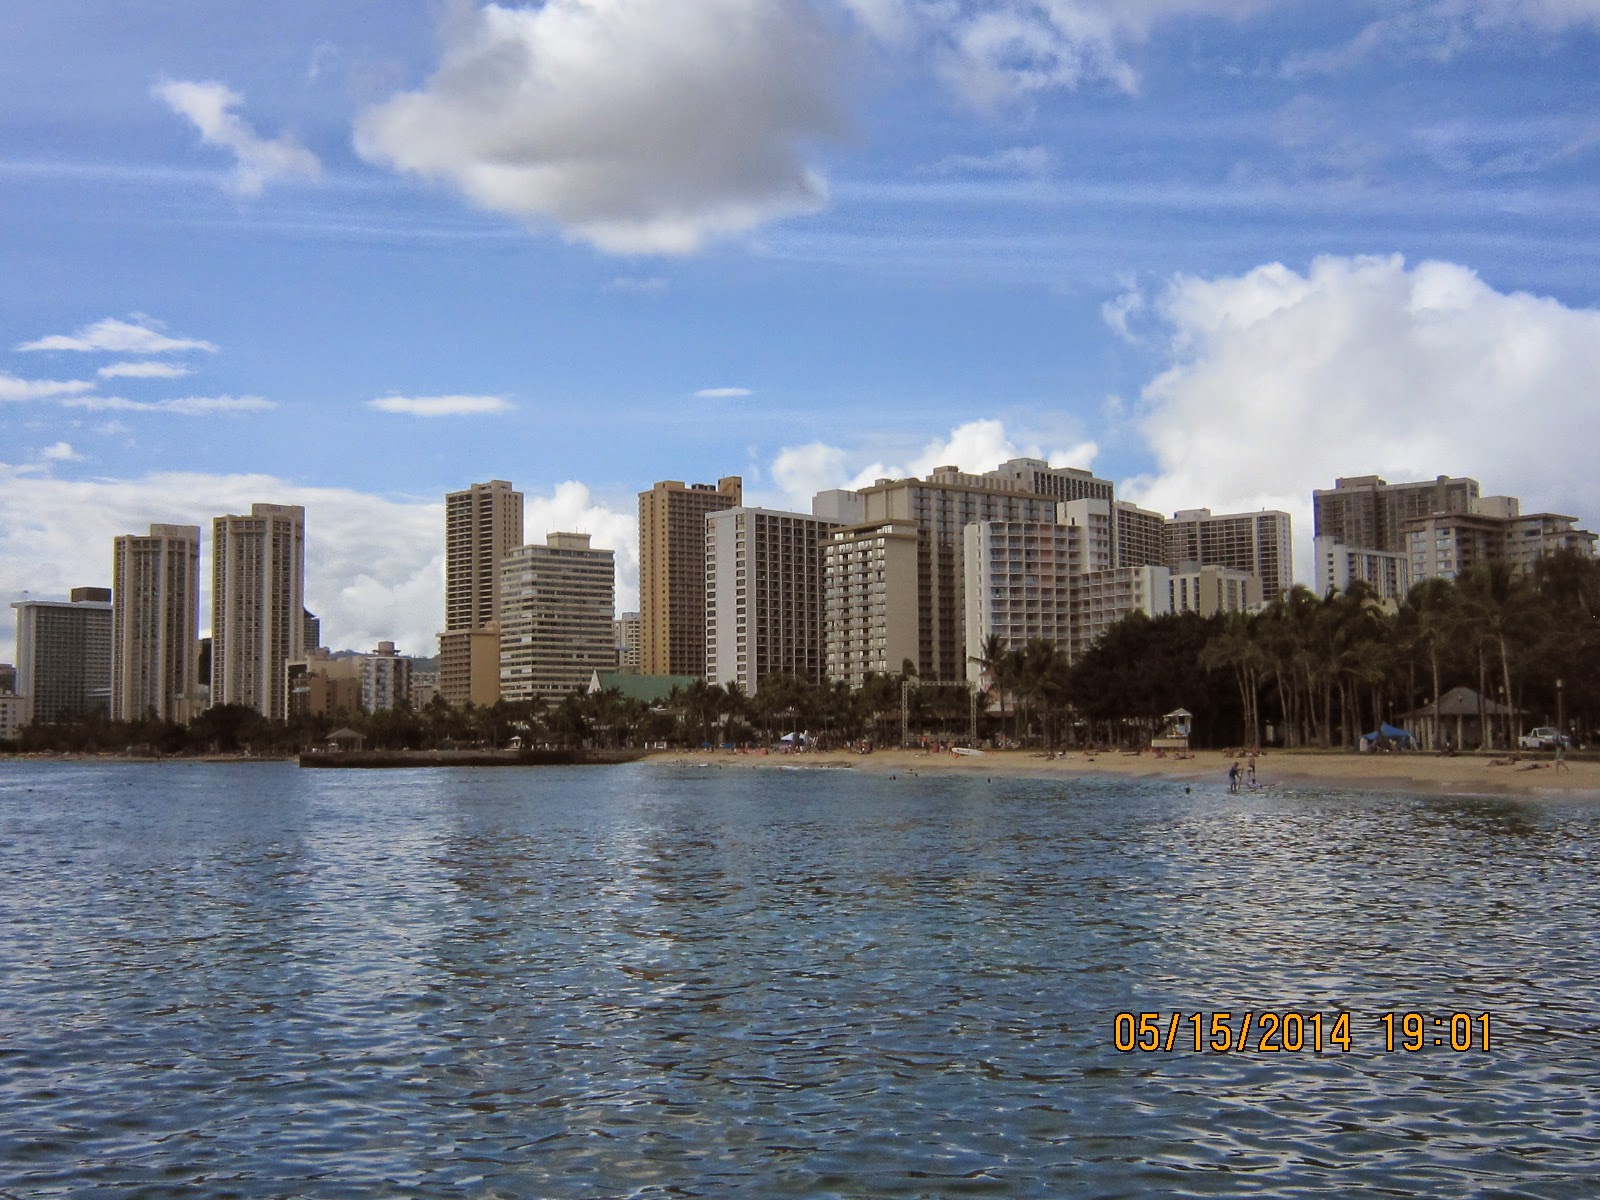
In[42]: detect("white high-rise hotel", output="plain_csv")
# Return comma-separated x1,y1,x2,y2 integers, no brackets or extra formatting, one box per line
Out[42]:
112,523,201,723
211,504,305,720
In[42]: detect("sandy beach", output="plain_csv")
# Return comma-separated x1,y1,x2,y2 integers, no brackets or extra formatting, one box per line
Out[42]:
644,745,1600,798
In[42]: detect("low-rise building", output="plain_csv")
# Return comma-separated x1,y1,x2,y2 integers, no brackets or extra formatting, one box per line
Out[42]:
1314,536,1411,602
1169,564,1263,617
0,691,25,741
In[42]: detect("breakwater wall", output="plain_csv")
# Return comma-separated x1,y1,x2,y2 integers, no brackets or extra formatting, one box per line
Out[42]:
298,748,649,769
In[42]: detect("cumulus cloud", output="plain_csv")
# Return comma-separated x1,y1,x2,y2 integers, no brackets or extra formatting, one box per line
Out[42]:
694,386,753,399
367,394,514,417
98,361,193,380
353,0,848,254
0,466,639,662
765,418,1101,511
39,442,83,463
62,395,274,415
525,480,641,612
1120,254,1600,585
0,372,95,402
18,317,218,355
154,79,323,197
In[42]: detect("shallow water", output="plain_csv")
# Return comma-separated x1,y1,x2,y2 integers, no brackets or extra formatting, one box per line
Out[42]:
1,760,1596,1198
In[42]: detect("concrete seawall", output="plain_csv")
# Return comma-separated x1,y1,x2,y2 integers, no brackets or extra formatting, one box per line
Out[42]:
298,749,649,769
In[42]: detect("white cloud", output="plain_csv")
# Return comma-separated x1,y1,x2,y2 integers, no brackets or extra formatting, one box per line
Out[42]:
525,480,641,612
0,467,639,662
153,79,323,197
695,386,754,399
911,0,1269,108
764,418,1101,511
98,361,193,380
39,442,83,462
62,395,274,415
367,394,514,417
1101,279,1147,342
353,0,848,254
1120,254,1600,586
18,317,218,355
920,144,1054,177
0,372,95,402
1283,0,1600,75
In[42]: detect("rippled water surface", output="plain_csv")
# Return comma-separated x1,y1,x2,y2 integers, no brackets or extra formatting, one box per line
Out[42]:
2,761,1598,1198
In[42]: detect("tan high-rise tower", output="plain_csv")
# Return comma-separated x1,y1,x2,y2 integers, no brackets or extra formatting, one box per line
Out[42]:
440,480,523,706
112,523,201,722
638,476,741,677
212,504,305,719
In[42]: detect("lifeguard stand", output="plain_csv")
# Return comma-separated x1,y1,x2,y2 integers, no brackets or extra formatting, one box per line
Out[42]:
1151,708,1192,751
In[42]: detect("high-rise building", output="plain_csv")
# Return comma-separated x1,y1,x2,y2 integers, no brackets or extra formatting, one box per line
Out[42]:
303,609,321,655
1165,508,1293,600
822,518,921,689
0,663,16,693
441,480,523,706
962,520,1078,685
111,523,201,723
500,533,616,702
1058,499,1117,573
212,503,306,719
1114,502,1168,569
11,588,113,724
706,507,838,695
1313,475,1480,555
1069,567,1172,660
984,457,1115,505
850,468,1061,680
613,612,641,673
638,476,741,676
1313,475,1480,595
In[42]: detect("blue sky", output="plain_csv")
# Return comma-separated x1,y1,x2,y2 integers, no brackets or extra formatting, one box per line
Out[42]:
4,0,1600,656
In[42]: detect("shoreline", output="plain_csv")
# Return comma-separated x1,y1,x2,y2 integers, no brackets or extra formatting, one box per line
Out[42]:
5,746,1598,799
641,746,1600,799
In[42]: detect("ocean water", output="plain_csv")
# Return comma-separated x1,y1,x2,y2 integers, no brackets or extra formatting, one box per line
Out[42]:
1,760,1596,1198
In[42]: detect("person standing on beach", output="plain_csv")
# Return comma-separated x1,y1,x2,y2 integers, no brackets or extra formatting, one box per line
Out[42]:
1556,741,1570,771
1228,761,1240,793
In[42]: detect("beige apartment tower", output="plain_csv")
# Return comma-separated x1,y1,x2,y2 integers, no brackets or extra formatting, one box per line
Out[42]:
499,533,617,702
112,523,201,722
1165,508,1293,601
853,467,1061,681
441,479,523,706
638,476,741,676
212,504,305,719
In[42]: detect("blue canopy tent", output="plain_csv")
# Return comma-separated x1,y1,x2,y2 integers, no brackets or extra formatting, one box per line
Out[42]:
1361,722,1415,749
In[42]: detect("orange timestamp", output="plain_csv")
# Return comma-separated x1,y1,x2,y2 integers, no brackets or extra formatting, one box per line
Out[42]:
1112,1011,1494,1053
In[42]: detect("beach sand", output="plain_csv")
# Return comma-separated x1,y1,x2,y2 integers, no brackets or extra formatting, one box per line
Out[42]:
644,745,1600,798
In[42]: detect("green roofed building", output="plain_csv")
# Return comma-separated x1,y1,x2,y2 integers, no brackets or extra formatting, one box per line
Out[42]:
587,672,700,705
